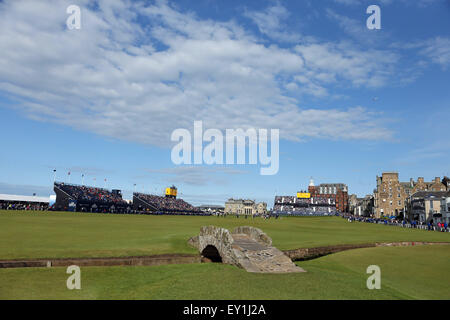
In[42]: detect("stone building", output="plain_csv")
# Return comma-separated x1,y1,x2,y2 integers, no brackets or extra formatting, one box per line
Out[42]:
441,195,450,224
374,173,449,218
224,198,267,216
353,195,374,217
374,172,408,218
348,194,358,213
401,177,447,195
410,191,450,223
442,176,450,189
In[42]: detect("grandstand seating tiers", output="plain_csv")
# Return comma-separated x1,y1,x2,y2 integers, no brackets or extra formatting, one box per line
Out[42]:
54,182,130,213
273,195,337,216
133,192,200,213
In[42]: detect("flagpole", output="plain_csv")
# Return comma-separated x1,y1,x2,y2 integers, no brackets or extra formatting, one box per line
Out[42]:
82,174,85,186
53,169,56,183
68,171,71,184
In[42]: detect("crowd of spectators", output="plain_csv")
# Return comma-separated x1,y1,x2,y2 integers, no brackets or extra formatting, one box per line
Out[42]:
344,215,449,232
134,193,197,212
143,211,211,216
0,202,48,211
274,195,337,216
56,183,127,205
273,204,336,216
274,196,309,205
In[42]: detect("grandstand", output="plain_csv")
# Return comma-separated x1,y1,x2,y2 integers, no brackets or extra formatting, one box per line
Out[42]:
133,192,202,215
273,194,337,216
51,182,205,215
53,182,131,213
0,194,49,211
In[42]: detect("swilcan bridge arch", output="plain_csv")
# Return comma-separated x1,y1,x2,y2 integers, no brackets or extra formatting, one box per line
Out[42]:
188,226,305,273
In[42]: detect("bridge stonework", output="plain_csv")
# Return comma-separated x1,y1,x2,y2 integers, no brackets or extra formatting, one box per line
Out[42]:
188,226,305,273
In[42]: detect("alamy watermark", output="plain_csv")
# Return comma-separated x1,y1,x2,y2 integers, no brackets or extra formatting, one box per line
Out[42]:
66,265,81,290
66,5,81,30
171,121,279,175
366,265,381,289
366,5,381,30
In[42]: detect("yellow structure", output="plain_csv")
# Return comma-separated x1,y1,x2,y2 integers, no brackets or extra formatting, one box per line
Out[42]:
165,186,178,197
297,192,311,199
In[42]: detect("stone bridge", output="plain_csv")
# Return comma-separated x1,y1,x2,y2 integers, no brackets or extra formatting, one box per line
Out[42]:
188,226,305,273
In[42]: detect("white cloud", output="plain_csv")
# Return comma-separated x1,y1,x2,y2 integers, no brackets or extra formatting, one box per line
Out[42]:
334,0,442,6
0,182,53,197
295,41,398,88
243,2,300,43
144,166,247,186
390,36,450,70
421,37,450,69
0,0,395,148
326,9,388,46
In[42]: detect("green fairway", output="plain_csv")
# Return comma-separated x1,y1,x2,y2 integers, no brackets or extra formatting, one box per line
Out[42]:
0,210,449,260
1,245,448,300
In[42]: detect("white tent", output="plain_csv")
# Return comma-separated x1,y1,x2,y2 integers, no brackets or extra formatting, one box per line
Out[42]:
0,194,50,203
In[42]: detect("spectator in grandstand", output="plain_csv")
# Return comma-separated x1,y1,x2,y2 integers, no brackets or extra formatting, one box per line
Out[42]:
56,183,127,205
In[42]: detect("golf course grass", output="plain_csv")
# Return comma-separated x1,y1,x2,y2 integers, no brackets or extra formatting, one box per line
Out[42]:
0,210,449,260
1,210,449,300
1,245,448,299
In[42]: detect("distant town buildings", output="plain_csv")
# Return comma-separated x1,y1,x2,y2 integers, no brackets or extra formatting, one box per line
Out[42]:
196,204,224,214
349,194,374,217
308,180,348,212
373,172,449,220
401,177,447,196
410,191,449,223
374,172,408,218
224,198,267,216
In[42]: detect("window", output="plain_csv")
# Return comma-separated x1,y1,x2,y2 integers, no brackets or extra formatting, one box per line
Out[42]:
398,200,401,206
390,201,393,206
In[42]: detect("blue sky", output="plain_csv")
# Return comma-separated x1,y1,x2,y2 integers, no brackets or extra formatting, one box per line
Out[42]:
0,0,449,207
